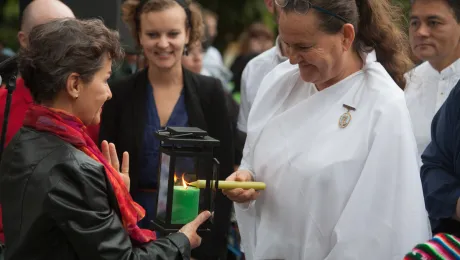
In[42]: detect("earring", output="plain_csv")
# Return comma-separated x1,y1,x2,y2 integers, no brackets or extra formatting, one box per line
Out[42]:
183,45,189,56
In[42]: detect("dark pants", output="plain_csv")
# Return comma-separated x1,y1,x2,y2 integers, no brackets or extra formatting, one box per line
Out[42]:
433,218,460,237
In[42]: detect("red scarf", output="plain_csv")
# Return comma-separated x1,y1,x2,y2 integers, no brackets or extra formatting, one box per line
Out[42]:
23,104,156,243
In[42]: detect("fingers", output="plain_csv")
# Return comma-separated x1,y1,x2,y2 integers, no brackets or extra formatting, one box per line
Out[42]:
224,188,259,203
121,152,129,175
109,143,120,172
194,236,202,248
235,171,252,182
225,170,253,182
225,172,237,181
189,211,211,230
101,140,110,162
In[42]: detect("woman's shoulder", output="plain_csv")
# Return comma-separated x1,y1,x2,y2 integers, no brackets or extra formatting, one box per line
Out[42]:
3,128,104,183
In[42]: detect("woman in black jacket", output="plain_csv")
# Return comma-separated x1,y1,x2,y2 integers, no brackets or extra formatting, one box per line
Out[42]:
0,18,209,260
100,0,234,259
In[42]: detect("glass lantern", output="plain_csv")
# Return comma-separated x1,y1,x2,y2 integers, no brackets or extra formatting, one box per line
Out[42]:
151,126,220,234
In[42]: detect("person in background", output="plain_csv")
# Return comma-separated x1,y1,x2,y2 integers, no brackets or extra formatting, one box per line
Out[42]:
110,46,140,82
181,40,204,74
421,74,460,237
0,17,210,260
418,2,460,237
183,1,242,169
230,22,274,94
0,0,82,250
0,0,77,148
405,0,460,164
100,0,234,259
201,8,233,92
237,0,288,138
202,9,223,68
224,0,430,258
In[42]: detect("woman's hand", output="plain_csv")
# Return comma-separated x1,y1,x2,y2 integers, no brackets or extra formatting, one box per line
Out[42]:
101,140,130,191
179,211,212,249
222,170,260,203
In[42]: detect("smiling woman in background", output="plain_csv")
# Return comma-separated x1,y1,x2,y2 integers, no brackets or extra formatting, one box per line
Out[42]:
99,0,234,259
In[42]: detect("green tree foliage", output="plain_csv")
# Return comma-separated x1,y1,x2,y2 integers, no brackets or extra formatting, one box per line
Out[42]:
0,0,20,51
199,0,412,51
0,0,412,53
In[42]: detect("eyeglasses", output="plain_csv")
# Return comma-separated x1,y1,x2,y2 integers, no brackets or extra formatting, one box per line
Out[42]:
275,0,349,24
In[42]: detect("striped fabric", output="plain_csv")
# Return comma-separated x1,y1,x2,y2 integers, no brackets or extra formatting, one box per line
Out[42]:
404,233,460,260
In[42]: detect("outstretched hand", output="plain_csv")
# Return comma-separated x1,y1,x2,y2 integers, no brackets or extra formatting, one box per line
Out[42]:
101,140,130,191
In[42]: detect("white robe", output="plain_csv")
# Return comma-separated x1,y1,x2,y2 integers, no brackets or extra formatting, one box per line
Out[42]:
236,52,431,260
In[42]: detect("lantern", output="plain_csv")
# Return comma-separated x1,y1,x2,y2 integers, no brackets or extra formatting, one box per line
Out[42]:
151,126,220,234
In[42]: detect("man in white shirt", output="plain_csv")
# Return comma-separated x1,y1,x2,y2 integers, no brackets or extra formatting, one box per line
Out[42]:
405,0,460,159
237,0,288,134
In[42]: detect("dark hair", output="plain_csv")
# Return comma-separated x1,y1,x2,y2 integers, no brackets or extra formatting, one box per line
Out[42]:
410,0,460,22
122,0,203,47
283,0,413,89
239,22,274,55
18,18,124,103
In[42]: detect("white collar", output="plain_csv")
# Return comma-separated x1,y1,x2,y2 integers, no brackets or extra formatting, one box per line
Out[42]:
426,58,460,78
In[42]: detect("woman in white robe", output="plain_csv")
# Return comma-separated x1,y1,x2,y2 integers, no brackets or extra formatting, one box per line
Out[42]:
223,0,431,259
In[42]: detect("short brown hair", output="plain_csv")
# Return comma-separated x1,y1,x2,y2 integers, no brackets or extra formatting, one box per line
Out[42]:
122,0,204,47
239,22,274,55
18,18,124,103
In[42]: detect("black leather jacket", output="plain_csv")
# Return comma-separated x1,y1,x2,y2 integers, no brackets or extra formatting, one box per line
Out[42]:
0,127,190,260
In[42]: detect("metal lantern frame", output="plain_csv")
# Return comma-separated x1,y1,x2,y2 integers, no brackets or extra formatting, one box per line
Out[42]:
151,126,220,234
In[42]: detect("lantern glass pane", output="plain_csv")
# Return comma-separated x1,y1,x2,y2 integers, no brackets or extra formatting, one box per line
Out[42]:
156,152,171,222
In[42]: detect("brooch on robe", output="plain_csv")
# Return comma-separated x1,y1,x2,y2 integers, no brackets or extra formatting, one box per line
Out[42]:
338,104,356,128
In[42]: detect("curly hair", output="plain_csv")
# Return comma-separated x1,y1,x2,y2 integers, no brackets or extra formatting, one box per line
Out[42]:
122,0,203,47
18,18,124,103
283,0,413,89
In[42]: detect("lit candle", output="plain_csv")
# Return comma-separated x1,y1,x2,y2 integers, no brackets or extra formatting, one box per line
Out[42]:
171,174,200,224
188,180,266,190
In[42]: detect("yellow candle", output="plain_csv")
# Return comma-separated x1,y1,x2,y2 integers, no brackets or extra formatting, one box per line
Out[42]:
188,180,266,190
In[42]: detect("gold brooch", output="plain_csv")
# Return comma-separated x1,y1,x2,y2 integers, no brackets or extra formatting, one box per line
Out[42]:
339,104,356,129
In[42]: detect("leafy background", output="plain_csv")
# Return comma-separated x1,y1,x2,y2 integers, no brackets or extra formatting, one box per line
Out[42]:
0,0,411,52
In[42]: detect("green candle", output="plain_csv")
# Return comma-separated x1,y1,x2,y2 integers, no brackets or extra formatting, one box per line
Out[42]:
171,185,200,224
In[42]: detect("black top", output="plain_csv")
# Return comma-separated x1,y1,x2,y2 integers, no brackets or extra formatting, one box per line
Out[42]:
0,127,190,260
99,67,234,259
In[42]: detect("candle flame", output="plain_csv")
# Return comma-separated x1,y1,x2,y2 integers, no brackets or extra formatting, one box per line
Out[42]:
174,174,178,183
182,174,187,189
